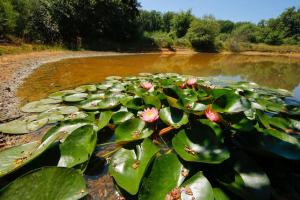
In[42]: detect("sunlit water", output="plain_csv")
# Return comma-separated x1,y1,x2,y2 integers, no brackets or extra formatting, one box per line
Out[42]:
17,53,300,103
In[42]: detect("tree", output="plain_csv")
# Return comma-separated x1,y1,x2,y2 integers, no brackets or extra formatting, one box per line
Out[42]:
218,20,235,33
187,17,220,51
162,11,175,32
171,10,193,38
0,0,17,36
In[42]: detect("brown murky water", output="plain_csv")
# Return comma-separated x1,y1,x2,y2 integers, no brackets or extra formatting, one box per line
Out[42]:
17,53,300,103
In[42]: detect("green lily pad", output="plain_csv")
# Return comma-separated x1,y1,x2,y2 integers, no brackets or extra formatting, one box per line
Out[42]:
112,111,134,125
109,139,159,195
159,107,189,129
0,122,81,177
21,100,59,113
124,97,145,110
179,171,214,200
143,95,161,109
213,188,231,200
212,92,251,113
75,84,97,92
58,125,96,169
63,93,88,102
48,90,77,100
0,117,48,134
114,118,153,142
0,167,87,200
80,97,119,110
139,153,186,200
172,126,229,164
97,111,113,130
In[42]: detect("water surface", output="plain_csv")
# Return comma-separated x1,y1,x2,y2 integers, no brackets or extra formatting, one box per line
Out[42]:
17,53,300,102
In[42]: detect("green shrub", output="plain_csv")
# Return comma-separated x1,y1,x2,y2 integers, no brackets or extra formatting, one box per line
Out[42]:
186,18,220,51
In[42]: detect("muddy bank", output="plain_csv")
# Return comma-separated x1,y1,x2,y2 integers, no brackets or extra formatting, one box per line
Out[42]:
0,51,142,121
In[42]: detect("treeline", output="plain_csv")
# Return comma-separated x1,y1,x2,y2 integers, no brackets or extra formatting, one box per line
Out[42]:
0,0,299,51
0,0,141,48
139,7,300,51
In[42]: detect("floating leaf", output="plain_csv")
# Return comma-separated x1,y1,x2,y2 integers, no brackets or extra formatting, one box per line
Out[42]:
112,111,134,125
58,125,96,169
63,93,88,102
159,107,189,128
179,171,214,200
0,116,48,134
172,126,229,164
75,84,97,92
109,139,159,195
21,100,59,113
0,167,87,200
143,95,161,109
114,118,153,142
139,153,186,200
80,97,119,110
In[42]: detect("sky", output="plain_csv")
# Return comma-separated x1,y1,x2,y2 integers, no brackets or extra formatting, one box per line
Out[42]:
138,0,300,23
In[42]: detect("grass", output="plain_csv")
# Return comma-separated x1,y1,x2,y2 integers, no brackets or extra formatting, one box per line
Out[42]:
0,43,65,56
232,42,300,53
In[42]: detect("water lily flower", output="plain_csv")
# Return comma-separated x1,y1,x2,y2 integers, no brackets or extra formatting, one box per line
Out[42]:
186,78,197,86
179,82,186,89
205,106,221,123
140,82,153,90
140,107,159,123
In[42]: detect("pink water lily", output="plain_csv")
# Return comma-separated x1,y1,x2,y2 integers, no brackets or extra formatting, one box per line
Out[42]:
140,82,153,90
140,107,159,123
179,82,186,89
205,105,221,123
186,78,197,86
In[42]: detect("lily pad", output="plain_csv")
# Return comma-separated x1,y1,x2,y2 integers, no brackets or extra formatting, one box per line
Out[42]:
21,100,59,113
80,97,119,110
75,84,97,92
172,127,229,164
97,111,113,130
58,125,96,169
114,118,153,142
159,107,189,129
109,139,159,195
112,111,134,125
0,167,87,200
139,153,186,200
0,117,48,134
63,93,88,102
179,171,214,200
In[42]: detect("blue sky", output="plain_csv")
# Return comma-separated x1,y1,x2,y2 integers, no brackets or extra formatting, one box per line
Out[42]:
138,0,299,23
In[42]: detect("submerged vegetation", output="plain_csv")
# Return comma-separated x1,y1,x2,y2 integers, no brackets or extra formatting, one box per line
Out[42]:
0,0,299,52
0,73,299,199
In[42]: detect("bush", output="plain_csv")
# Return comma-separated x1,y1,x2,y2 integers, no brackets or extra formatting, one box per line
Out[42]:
144,31,173,49
186,18,220,51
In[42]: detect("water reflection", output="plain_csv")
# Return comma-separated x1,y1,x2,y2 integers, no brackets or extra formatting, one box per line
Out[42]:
17,53,300,102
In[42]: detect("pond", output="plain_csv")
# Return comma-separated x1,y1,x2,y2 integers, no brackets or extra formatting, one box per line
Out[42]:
17,54,300,102
17,53,300,104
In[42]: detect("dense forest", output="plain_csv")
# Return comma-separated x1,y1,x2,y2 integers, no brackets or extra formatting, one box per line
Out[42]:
0,0,299,51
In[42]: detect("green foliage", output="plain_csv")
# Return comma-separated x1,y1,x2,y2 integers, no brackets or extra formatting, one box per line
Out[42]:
0,73,299,199
0,0,17,36
171,10,193,38
187,17,220,51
